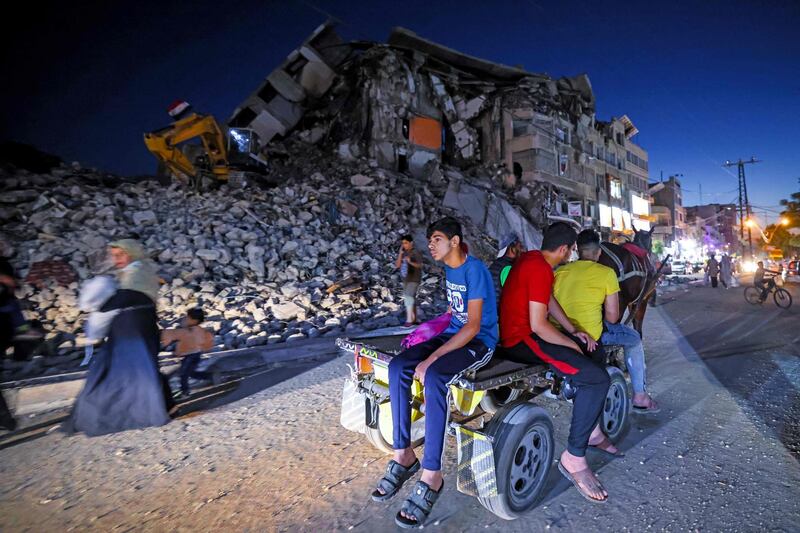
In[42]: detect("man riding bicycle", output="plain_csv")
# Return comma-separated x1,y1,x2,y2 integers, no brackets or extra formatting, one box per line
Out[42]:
754,261,780,302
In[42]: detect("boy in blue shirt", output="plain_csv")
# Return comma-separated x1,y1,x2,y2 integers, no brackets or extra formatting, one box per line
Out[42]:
372,217,497,528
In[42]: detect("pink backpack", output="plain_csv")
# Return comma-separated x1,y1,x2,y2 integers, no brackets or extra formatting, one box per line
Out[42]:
400,312,452,350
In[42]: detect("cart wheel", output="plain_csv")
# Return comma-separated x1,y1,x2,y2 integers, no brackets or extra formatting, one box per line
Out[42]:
479,387,524,415
602,367,630,443
744,286,762,305
364,399,424,454
774,288,792,309
365,426,395,454
478,403,554,520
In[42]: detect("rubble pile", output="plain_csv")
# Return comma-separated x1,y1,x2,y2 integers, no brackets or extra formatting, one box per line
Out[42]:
1,153,506,377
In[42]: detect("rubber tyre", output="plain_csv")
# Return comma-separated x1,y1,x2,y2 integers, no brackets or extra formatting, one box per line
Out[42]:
601,367,630,443
365,425,395,454
477,402,555,520
774,288,792,309
479,387,525,415
744,286,762,305
364,399,425,454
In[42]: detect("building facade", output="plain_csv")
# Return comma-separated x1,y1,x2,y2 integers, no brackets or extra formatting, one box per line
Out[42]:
649,176,686,247
229,25,651,237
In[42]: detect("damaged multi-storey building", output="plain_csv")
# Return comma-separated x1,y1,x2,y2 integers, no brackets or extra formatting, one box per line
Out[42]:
228,23,651,240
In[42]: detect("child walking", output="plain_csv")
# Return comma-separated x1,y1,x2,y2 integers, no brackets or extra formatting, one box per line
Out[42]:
161,308,215,398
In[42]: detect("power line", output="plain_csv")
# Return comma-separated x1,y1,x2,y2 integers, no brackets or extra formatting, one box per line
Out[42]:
723,157,761,258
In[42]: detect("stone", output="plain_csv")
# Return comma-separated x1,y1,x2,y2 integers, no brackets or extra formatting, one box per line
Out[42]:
133,210,158,226
350,174,373,187
286,332,306,342
280,241,300,256
270,301,304,321
246,244,266,278
196,249,221,261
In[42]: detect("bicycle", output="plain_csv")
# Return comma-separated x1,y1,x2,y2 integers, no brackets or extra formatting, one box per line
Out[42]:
744,276,792,309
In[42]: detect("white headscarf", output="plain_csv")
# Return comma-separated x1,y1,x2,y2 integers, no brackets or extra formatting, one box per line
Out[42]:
109,239,160,301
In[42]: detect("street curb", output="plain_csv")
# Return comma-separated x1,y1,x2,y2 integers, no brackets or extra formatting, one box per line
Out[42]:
2,335,344,418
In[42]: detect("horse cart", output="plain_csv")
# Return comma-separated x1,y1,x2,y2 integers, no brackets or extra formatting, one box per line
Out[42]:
337,335,631,520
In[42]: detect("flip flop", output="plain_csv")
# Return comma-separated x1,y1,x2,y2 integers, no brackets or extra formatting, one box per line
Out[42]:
632,398,661,414
557,462,608,504
588,435,625,457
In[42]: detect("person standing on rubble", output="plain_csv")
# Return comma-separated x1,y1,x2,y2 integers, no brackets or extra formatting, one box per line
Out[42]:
373,217,497,528
395,234,423,327
63,239,171,436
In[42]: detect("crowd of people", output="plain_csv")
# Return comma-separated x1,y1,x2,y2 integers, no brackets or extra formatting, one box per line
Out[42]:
379,217,659,527
704,253,734,289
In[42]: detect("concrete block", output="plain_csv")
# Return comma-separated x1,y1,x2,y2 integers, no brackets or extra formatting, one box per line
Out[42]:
298,46,337,97
267,70,306,103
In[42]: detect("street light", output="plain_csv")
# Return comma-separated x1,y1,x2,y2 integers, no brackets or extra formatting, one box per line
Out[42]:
745,217,789,244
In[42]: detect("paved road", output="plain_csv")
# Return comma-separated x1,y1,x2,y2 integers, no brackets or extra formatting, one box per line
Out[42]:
656,275,800,457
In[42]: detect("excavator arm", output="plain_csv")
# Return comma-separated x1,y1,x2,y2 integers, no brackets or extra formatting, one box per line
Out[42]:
144,113,230,181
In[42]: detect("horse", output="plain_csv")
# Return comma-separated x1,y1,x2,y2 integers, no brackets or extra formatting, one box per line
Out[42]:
598,227,658,337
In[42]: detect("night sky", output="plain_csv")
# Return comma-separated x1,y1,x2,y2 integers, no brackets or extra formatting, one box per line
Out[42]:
2,0,798,223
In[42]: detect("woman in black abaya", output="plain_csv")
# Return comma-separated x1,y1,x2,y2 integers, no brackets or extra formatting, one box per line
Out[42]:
64,240,170,436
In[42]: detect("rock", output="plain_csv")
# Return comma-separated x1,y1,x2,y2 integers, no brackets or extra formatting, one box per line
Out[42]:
271,301,304,321
246,244,266,278
132,210,158,226
286,332,306,342
280,241,300,256
279,285,300,299
196,249,221,261
350,174,373,187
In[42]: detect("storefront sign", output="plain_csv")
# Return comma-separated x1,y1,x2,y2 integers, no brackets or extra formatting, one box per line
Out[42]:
599,204,612,228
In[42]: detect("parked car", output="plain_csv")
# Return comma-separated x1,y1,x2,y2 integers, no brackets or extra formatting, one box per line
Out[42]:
783,260,800,284
671,260,688,275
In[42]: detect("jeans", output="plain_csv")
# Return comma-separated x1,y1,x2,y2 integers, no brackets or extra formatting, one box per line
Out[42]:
179,352,211,394
602,321,647,394
389,334,492,470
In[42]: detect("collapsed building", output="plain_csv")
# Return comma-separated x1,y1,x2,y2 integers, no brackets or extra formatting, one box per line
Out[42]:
228,23,652,241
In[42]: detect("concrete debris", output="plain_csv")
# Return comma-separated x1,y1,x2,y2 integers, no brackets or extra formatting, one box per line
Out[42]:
0,149,515,381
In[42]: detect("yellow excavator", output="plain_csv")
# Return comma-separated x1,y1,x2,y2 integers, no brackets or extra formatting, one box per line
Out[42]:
144,100,267,187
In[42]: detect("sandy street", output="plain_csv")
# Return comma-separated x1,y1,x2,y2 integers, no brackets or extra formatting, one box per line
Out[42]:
2,297,799,532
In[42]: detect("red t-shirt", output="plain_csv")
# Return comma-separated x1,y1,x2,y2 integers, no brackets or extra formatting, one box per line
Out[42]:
499,250,554,347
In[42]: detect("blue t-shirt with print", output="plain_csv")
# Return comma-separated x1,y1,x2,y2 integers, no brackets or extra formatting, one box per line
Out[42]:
443,255,498,349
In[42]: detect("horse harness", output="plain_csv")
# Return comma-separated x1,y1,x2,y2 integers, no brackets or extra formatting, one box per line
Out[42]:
599,243,651,305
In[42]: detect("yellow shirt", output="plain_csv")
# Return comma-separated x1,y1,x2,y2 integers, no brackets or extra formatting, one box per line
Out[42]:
553,260,620,340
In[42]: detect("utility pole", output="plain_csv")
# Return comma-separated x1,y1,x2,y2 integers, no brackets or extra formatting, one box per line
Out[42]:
723,157,760,259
